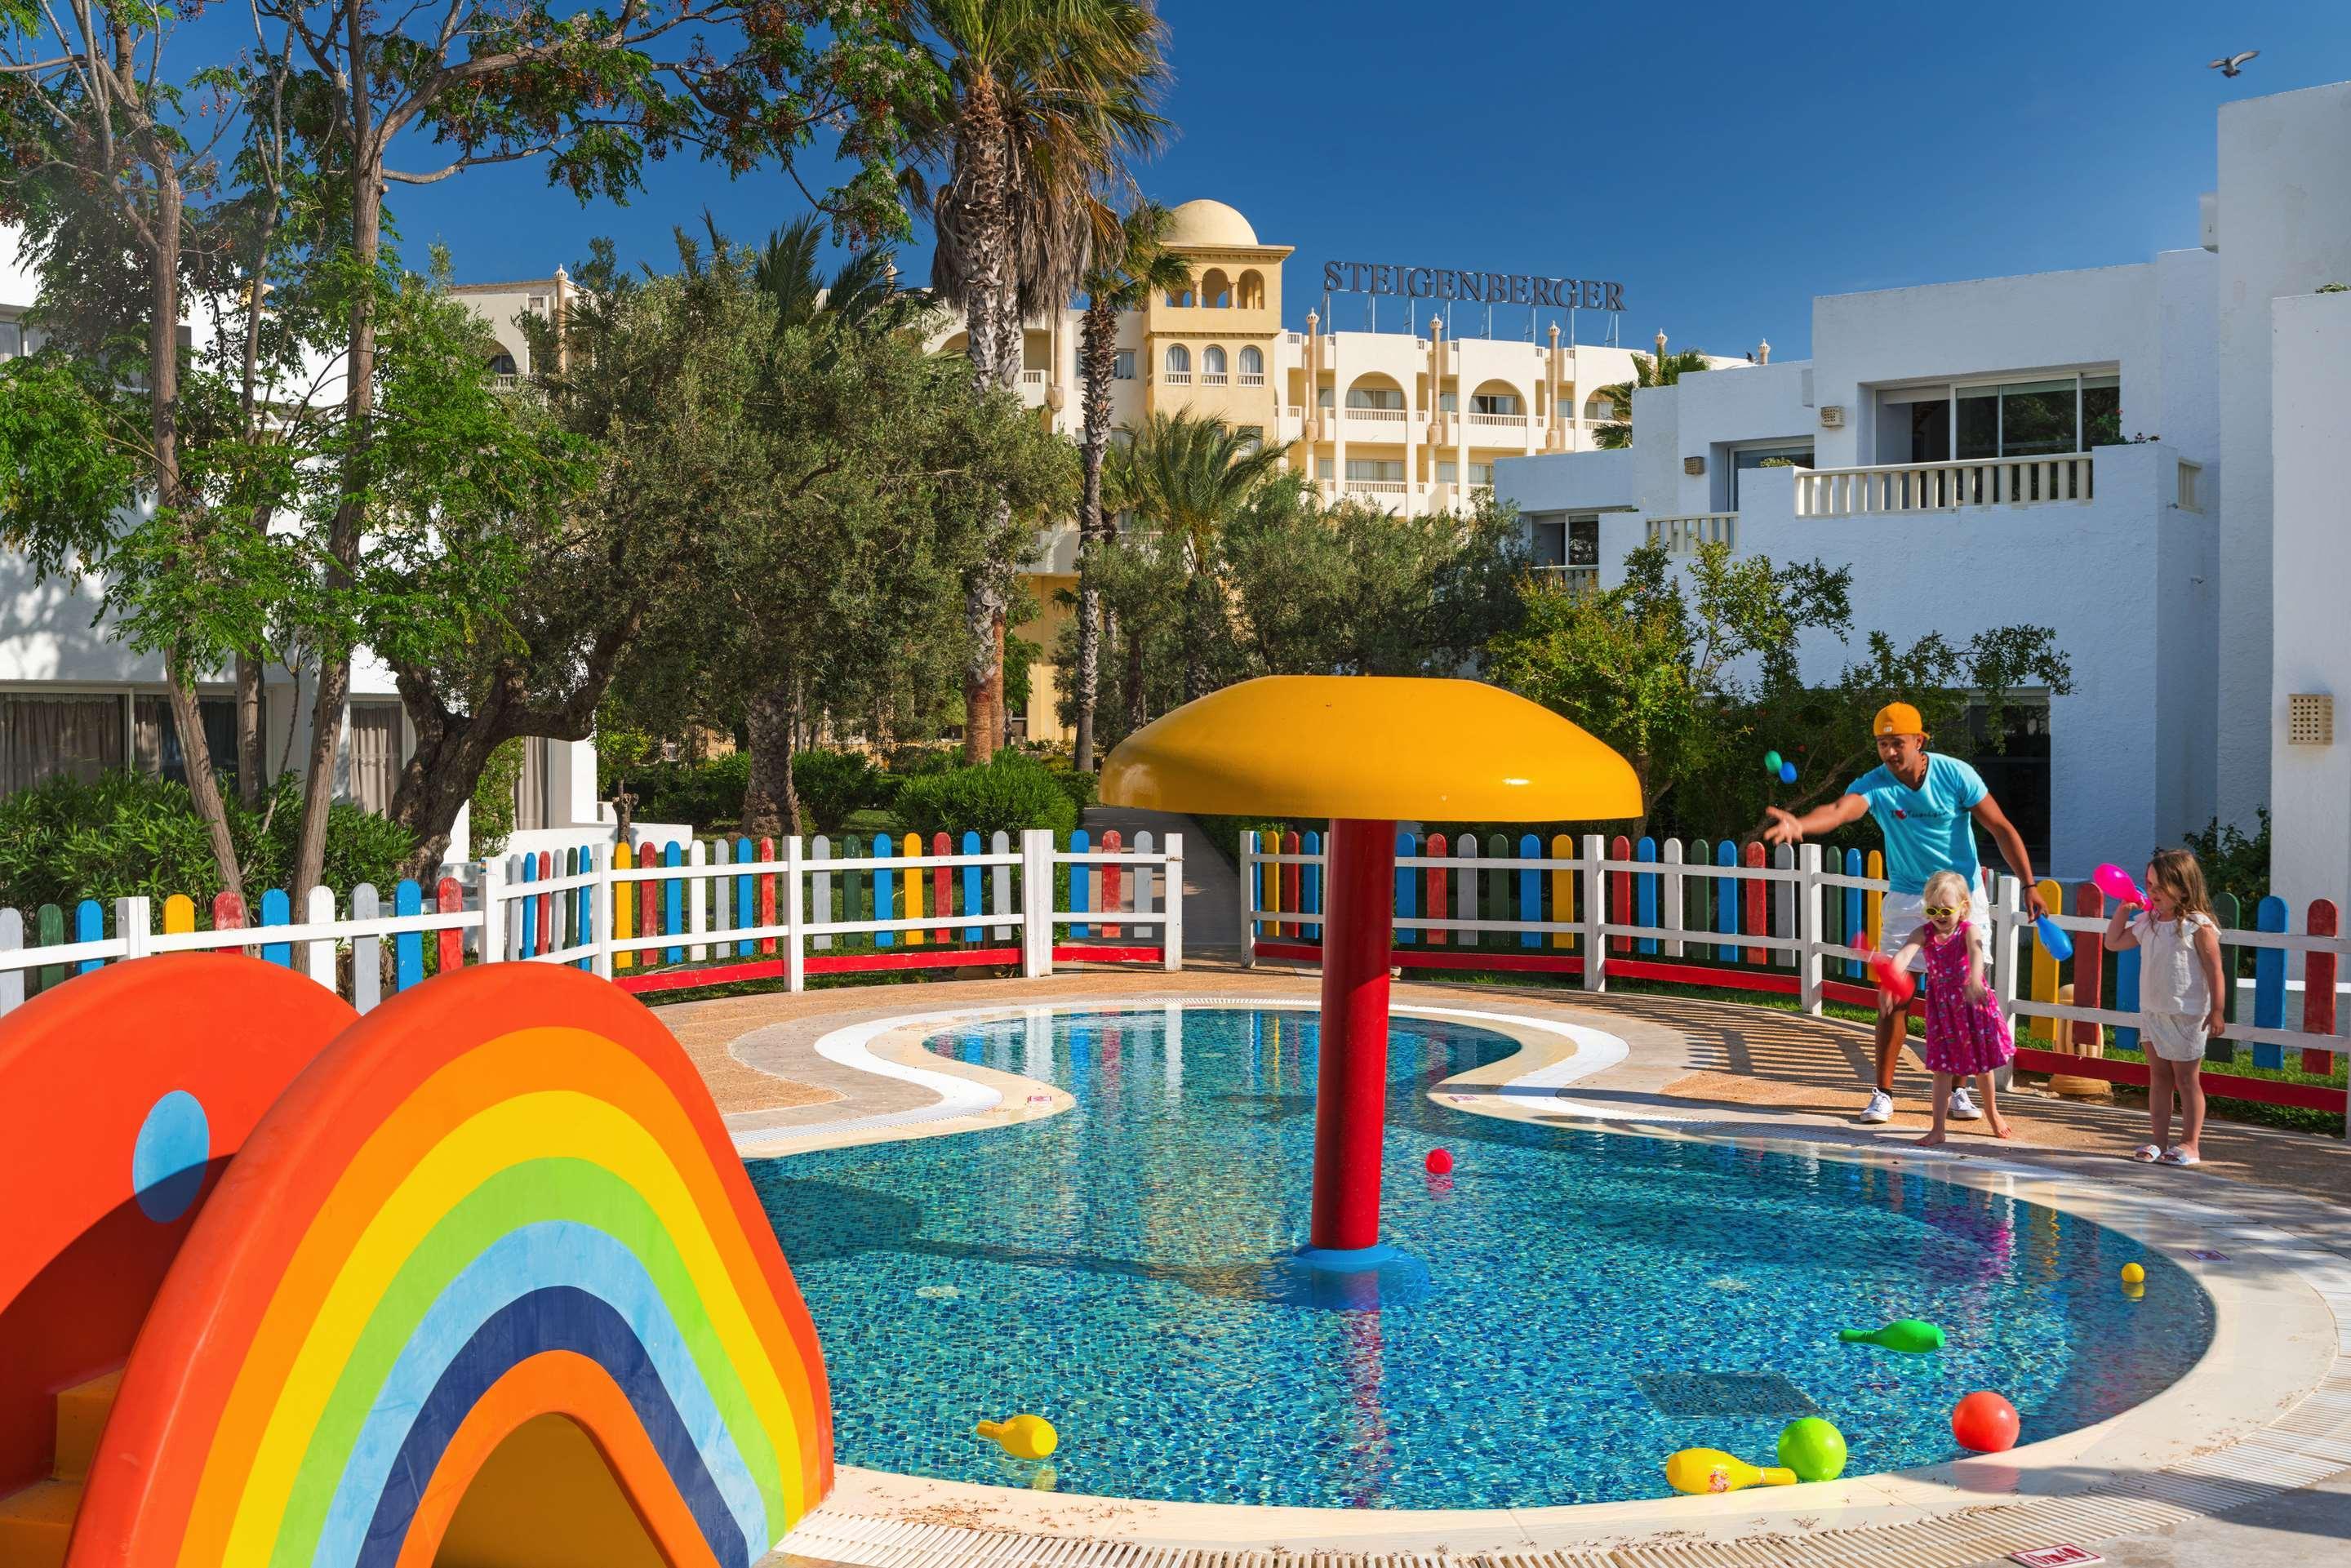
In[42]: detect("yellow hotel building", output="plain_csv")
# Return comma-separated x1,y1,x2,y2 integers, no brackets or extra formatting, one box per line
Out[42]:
956,198,1744,743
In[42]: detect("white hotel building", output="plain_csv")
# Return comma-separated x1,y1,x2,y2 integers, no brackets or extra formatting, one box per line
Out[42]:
1497,78,2351,907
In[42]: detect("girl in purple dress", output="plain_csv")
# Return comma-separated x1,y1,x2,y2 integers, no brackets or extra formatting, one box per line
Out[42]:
1887,869,2015,1144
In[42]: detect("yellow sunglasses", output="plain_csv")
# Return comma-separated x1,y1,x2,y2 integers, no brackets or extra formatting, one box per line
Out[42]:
1922,904,1963,918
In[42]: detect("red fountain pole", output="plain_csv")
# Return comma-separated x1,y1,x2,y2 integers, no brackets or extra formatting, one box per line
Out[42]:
1309,816,1398,1252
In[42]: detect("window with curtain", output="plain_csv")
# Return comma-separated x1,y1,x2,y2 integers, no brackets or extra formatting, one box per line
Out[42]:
1201,344,1228,382
348,702,401,815
1113,349,1135,380
1344,458,1403,482
1163,344,1190,375
1,693,125,793
1238,344,1264,376
1344,384,1403,410
133,695,242,793
513,736,549,831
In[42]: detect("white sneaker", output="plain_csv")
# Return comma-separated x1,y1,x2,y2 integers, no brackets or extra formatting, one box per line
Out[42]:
1949,1086,1984,1121
1859,1090,1895,1125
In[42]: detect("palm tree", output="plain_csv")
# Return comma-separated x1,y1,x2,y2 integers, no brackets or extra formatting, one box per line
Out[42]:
911,0,1168,760
1593,345,1714,449
1113,411,1291,702
735,217,928,837
1072,202,1188,772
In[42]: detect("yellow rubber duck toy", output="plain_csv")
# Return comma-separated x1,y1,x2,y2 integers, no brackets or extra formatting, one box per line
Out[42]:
976,1414,1059,1459
1664,1448,1796,1495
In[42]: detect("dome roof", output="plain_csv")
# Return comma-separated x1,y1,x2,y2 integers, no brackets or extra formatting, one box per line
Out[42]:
1162,198,1258,248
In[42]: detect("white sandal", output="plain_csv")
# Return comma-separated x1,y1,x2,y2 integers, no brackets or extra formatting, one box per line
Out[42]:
2130,1144,2162,1163
2158,1146,2202,1166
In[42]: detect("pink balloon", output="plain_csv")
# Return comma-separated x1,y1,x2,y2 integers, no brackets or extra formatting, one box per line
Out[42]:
2091,863,2146,907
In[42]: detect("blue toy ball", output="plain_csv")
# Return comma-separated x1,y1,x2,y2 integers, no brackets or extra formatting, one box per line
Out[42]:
1778,760,1798,785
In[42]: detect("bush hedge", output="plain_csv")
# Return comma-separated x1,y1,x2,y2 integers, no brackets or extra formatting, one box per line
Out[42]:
0,771,414,913
891,753,1078,843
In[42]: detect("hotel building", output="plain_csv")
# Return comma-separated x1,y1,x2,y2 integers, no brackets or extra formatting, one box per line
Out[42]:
1498,78,2351,910
947,198,1746,744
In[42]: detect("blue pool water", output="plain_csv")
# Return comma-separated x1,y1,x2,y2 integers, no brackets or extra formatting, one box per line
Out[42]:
748,1006,2213,1508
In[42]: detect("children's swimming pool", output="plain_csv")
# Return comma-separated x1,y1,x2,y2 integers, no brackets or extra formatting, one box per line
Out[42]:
748,1005,2212,1509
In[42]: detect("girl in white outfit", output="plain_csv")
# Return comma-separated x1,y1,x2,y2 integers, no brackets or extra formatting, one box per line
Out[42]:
2103,847,2228,1167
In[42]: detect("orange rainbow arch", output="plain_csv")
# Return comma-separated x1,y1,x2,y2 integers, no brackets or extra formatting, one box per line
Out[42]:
58,961,831,1568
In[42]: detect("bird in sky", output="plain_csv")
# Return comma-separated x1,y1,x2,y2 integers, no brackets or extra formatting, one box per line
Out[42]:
2209,51,2260,78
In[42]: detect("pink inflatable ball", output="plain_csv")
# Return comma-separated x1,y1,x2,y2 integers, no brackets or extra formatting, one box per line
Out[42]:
2092,863,2148,908
1424,1148,1454,1175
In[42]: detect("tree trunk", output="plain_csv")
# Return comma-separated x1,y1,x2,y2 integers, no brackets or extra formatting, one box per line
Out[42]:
234,651,265,806
962,567,1002,763
1182,568,1207,704
292,1,380,904
740,681,798,839
1124,612,1146,735
1073,300,1116,773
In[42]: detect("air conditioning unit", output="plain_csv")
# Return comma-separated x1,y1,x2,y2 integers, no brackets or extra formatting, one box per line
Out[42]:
1819,405,1846,429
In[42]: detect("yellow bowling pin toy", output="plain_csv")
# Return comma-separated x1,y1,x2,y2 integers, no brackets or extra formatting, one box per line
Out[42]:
1664,1448,1797,1495
976,1413,1060,1459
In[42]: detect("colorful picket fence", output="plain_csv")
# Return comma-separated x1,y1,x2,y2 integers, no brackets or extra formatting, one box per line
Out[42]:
0,828,1184,1018
1242,830,2348,1135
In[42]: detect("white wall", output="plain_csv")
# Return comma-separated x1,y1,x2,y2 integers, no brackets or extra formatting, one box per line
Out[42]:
2215,81,2351,830
2269,290,2351,917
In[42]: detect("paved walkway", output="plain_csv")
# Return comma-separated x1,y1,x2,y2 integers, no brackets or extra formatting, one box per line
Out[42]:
1081,805,1246,955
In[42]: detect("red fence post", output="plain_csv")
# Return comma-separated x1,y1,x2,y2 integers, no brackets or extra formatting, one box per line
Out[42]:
1610,834,1632,954
436,876,465,972
2071,882,2104,1051
1743,841,1767,966
1101,830,1125,939
2303,899,2337,1078
758,837,777,956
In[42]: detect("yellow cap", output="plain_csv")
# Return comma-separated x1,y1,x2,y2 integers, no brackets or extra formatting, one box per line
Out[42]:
1873,702,1926,739
1099,675,1642,822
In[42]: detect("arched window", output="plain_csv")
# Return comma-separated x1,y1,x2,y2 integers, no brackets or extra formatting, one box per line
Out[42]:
487,351,519,377
1201,344,1228,384
1164,344,1192,382
1200,269,1232,308
1165,282,1196,308
1238,344,1264,384
1236,270,1265,309
1584,393,1613,422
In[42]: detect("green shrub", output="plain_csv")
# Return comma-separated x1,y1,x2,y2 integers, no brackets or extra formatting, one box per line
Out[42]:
1033,750,1099,816
790,749,882,831
470,739,526,860
622,750,750,830
891,754,1078,843
0,771,414,914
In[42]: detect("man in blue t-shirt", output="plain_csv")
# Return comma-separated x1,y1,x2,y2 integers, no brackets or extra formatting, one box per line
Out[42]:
1764,702,2047,1126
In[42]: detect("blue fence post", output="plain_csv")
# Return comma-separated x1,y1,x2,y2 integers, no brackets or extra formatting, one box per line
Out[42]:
574,848,593,971
1069,828,1091,937
1393,830,1418,946
873,833,895,949
518,855,539,960
2113,942,2141,1055
1518,833,1541,949
733,835,753,959
260,888,292,968
2253,895,2288,1070
663,841,684,965
75,899,104,975
1302,829,1323,939
393,879,424,989
1843,850,1865,978
1715,841,1739,962
962,831,984,943
1637,836,1659,956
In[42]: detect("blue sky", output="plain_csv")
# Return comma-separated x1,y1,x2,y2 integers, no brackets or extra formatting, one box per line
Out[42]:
369,1,2346,359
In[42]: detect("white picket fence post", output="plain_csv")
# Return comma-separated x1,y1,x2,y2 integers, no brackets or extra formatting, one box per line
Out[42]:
1020,828,1056,978
304,886,338,988
1661,837,1684,957
1994,873,2025,1017
686,839,709,961
1580,833,1607,991
1162,833,1185,971
475,860,505,962
1238,830,1258,968
589,846,616,979
783,835,807,993
116,896,151,964
1798,844,1824,1015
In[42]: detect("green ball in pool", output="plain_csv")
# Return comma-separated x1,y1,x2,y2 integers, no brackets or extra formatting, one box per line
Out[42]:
1777,1416,1848,1482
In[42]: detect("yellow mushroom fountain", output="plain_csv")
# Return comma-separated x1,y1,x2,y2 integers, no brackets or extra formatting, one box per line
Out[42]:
1100,675,1639,1291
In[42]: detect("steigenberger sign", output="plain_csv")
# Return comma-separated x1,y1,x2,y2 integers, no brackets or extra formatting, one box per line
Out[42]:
1321,260,1623,311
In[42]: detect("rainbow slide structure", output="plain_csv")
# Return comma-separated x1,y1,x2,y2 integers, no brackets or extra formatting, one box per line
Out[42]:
0,954,831,1568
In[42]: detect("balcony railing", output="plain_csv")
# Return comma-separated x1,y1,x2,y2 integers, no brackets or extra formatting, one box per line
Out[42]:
1021,369,1047,386
1238,372,1265,386
1531,564,1599,593
1647,513,1737,553
1346,479,1408,495
1793,453,2094,517
1202,371,1228,385
1344,405,1408,422
1467,411,1527,429
1163,371,1191,385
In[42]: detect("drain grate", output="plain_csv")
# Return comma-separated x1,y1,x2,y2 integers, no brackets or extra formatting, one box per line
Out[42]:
1631,1370,1820,1419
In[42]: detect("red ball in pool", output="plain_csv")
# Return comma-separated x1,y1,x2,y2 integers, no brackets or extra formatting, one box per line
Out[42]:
1424,1148,1454,1175
1951,1391,2020,1453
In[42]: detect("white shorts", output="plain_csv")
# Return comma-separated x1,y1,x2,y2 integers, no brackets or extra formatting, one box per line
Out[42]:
1878,891,1992,972
2142,1013,2210,1064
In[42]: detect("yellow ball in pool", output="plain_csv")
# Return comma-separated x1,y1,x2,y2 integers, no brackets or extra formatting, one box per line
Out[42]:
2120,1262,2146,1285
